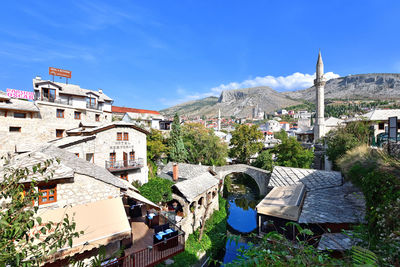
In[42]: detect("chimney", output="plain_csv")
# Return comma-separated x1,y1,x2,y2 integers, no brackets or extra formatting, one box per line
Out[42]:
172,163,178,181
35,76,42,80
98,89,103,94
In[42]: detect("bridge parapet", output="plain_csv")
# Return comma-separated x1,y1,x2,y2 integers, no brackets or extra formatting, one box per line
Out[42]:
216,164,271,196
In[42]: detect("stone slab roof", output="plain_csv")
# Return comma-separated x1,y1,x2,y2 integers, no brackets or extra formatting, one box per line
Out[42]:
0,90,10,100
325,117,344,127
270,166,343,191
48,135,96,148
173,172,219,202
298,182,365,224
317,232,355,251
362,109,400,121
79,121,149,135
160,162,211,181
0,92,39,112
33,79,113,102
2,144,127,189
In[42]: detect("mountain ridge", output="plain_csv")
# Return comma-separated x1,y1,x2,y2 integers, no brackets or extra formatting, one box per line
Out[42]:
160,73,400,118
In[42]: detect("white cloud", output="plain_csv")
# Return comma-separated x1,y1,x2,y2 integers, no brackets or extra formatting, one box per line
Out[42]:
211,72,340,94
159,71,340,108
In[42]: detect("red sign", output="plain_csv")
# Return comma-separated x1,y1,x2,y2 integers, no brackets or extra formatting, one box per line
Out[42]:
49,67,71,78
6,89,34,100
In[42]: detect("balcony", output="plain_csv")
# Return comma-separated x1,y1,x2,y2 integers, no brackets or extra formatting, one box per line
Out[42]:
35,96,72,106
103,212,185,267
106,159,144,172
86,102,102,110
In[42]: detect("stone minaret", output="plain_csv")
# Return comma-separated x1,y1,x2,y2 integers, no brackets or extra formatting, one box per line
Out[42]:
314,51,326,141
218,109,221,131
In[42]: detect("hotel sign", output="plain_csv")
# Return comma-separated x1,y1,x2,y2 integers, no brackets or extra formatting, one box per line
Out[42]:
6,88,34,100
49,67,72,78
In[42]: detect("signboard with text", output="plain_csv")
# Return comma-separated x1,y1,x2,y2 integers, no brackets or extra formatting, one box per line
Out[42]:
6,88,34,100
49,67,72,78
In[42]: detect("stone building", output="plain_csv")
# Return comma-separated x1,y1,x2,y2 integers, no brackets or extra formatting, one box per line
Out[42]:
48,121,149,185
0,144,162,265
160,163,220,239
256,166,365,253
0,77,113,157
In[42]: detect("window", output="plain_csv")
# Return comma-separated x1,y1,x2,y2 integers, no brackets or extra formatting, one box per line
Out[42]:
378,122,385,130
86,97,96,108
56,109,64,118
56,129,64,138
74,111,81,120
109,152,116,168
95,114,100,122
75,153,79,157
9,126,21,132
123,132,129,141
38,185,57,205
120,173,128,181
86,153,94,162
117,132,122,141
14,112,26,118
129,151,135,161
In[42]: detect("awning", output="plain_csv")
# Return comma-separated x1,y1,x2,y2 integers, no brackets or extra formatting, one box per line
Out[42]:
256,184,305,221
37,197,131,263
123,189,160,210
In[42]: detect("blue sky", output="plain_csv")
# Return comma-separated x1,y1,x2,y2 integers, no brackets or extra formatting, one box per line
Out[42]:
1,0,400,110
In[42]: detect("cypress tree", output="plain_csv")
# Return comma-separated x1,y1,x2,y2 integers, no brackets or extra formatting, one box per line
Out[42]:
169,113,187,162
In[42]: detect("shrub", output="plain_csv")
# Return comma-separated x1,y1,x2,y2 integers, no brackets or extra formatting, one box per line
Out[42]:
139,177,173,204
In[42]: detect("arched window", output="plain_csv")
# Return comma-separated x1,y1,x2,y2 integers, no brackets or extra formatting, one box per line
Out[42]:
197,197,204,208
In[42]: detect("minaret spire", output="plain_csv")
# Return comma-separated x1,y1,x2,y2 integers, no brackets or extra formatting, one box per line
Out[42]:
218,109,221,131
314,50,326,141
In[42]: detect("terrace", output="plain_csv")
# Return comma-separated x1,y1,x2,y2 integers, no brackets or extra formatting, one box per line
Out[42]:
104,203,185,267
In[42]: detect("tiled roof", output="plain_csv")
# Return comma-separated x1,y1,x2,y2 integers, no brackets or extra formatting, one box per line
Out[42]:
112,106,160,115
48,135,96,148
269,166,343,191
298,182,365,224
67,121,149,135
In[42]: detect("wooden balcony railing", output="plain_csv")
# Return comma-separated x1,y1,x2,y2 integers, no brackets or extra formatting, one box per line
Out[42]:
103,220,185,267
105,159,144,171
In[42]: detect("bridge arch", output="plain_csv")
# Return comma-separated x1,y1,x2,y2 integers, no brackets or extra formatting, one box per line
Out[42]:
216,164,270,196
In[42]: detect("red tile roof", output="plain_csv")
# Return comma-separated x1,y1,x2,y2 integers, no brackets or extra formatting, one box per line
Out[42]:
112,106,160,115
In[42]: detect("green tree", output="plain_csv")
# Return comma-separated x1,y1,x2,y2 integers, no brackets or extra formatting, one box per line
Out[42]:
0,160,82,266
273,137,314,168
168,113,187,162
182,123,228,166
139,177,174,204
147,129,167,162
325,121,371,168
229,124,264,164
274,129,288,141
252,150,273,171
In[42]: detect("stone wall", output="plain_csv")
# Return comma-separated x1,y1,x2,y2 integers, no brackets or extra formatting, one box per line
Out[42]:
61,126,148,185
174,184,220,239
0,102,111,157
38,174,120,211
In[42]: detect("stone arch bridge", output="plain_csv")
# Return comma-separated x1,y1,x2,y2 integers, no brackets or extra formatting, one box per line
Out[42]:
216,164,271,196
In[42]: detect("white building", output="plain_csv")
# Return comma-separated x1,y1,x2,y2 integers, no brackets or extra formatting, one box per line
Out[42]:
48,121,149,185
265,120,281,132
0,77,113,157
114,106,171,131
